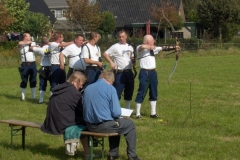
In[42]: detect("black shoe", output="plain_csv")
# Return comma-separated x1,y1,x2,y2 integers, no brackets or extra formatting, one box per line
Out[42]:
136,115,143,119
150,114,160,119
107,155,119,160
128,156,141,160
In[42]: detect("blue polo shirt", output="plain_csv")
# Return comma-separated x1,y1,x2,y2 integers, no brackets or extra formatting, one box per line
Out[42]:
83,78,121,123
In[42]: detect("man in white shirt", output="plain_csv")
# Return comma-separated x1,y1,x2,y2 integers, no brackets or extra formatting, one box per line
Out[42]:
135,35,180,119
31,36,51,104
59,34,87,79
18,32,37,101
104,30,135,109
50,32,73,91
82,32,103,84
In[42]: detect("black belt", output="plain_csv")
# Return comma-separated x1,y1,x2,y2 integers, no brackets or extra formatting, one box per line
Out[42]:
51,64,60,66
70,68,85,72
87,120,110,125
115,69,132,72
141,68,155,71
41,66,51,70
22,62,35,66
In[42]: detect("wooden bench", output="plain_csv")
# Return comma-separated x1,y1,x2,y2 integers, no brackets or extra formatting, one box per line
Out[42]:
0,119,118,160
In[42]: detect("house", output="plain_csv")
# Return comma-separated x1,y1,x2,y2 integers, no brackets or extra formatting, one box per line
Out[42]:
43,0,69,30
26,0,55,24
43,0,202,39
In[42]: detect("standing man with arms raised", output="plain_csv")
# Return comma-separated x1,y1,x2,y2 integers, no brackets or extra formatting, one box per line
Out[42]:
104,30,135,109
135,35,179,119
18,32,37,101
59,34,87,79
31,36,51,103
83,70,141,160
50,32,73,91
82,32,103,84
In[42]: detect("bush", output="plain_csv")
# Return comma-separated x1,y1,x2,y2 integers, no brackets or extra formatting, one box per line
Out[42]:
0,41,18,52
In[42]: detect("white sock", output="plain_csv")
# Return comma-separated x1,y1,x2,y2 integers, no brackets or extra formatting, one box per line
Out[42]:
39,90,45,103
136,103,142,116
150,101,157,115
125,100,131,109
31,87,36,99
21,88,26,100
50,91,52,96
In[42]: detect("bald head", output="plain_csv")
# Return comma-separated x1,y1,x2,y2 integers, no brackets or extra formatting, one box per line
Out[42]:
143,35,155,45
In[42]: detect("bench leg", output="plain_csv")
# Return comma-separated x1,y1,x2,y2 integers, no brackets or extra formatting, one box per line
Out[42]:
89,136,94,160
9,125,26,150
88,136,105,160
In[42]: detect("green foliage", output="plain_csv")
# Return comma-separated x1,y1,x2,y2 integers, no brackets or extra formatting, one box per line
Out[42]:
4,0,29,32
0,41,18,51
66,0,103,32
23,11,51,38
187,9,199,22
0,3,15,34
97,11,116,35
198,0,240,42
182,0,200,22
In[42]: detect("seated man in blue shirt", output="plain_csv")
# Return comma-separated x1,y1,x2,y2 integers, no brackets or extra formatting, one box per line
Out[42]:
83,70,141,160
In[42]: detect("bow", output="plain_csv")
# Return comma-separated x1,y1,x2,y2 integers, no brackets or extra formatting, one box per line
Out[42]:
131,43,138,79
162,11,180,84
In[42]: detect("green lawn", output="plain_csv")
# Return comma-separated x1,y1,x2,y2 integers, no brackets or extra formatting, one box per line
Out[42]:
0,48,240,160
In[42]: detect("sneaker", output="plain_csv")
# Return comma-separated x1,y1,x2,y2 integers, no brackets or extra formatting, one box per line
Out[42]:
136,115,143,119
128,156,141,160
150,114,160,118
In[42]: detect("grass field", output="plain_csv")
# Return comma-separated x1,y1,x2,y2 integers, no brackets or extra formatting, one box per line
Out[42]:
0,48,240,160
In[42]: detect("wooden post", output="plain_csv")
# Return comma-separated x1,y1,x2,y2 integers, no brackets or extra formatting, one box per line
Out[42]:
146,20,150,35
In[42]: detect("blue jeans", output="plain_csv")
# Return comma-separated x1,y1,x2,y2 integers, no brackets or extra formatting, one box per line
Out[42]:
114,70,134,100
20,62,37,88
135,69,158,103
50,65,66,91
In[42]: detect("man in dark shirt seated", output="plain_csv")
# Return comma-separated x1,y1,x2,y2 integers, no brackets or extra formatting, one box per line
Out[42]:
83,70,141,160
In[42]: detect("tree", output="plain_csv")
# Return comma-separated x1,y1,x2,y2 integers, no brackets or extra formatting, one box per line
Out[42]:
0,3,15,34
182,0,200,22
97,11,116,36
150,0,183,42
66,0,103,33
4,0,29,32
198,0,240,42
23,11,51,38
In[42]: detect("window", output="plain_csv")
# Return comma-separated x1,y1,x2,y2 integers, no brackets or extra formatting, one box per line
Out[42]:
51,10,64,18
55,10,62,18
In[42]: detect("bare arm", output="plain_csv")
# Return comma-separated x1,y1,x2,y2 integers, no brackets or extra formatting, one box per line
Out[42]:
84,58,103,68
59,53,65,70
58,41,74,48
138,44,156,52
18,41,32,47
103,53,116,69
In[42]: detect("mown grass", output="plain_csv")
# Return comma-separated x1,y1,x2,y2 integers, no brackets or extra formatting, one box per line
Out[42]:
0,47,240,160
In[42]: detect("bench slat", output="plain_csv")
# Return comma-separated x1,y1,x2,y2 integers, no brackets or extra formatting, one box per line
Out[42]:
0,119,118,137
0,119,42,128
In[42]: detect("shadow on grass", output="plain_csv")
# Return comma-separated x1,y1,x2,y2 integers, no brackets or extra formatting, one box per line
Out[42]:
1,141,123,160
1,141,85,159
